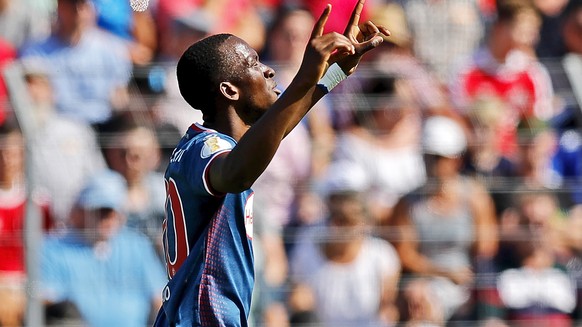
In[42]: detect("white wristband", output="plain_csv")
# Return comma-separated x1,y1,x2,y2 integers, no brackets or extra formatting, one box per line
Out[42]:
317,63,348,94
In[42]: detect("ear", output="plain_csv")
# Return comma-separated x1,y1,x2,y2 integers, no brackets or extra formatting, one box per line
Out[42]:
219,82,240,101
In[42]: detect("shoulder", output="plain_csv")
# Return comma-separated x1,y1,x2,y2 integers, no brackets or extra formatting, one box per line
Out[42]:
462,176,489,197
181,124,236,159
19,36,57,56
364,237,399,259
362,237,401,272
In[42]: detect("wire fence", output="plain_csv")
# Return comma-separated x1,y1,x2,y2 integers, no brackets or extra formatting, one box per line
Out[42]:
3,53,582,326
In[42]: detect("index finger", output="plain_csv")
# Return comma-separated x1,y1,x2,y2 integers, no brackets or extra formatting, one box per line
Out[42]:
311,4,332,38
344,0,365,34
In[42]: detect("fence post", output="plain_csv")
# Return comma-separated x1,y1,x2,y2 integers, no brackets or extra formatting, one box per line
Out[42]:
3,61,45,327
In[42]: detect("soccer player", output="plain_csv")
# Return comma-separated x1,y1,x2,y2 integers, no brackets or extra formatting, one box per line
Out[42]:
153,1,389,326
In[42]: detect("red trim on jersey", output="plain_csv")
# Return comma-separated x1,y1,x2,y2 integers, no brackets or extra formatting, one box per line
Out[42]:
191,123,217,133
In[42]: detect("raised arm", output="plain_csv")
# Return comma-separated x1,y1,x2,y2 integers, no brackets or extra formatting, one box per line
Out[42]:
210,1,388,194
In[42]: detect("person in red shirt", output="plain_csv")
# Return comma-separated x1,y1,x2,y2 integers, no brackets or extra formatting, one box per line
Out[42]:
0,119,52,327
450,0,554,158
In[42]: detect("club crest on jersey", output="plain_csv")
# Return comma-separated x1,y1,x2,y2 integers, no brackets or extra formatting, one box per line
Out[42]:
201,136,232,158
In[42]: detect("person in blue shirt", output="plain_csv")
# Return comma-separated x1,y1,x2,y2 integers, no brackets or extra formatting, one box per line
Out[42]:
41,169,166,327
19,0,132,125
154,1,390,326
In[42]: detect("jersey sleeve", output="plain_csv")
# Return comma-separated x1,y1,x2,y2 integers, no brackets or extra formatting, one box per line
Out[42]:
182,133,235,197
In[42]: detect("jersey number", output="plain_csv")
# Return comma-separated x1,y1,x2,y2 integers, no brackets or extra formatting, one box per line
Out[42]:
163,177,190,278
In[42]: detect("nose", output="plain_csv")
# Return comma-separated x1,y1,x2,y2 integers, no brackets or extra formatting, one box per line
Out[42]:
263,64,275,79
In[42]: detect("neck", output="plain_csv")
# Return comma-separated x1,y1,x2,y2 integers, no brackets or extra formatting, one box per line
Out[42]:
57,26,85,45
488,35,511,63
323,238,363,263
204,109,250,141
0,174,22,190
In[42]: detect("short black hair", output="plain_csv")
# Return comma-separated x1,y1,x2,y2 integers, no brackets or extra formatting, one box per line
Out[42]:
176,33,240,118
495,0,538,23
353,73,399,126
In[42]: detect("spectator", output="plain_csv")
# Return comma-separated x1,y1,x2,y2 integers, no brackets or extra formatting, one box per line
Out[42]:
250,117,311,323
464,98,520,214
21,58,107,223
496,188,570,272
98,113,166,258
250,6,332,323
332,74,426,223
289,160,401,326
515,123,560,190
126,67,183,174
533,0,570,58
363,2,451,116
152,9,210,133
450,0,555,159
532,0,582,59
561,0,582,56
547,123,582,208
201,0,267,51
154,0,266,57
538,0,582,123
91,0,158,65
262,4,335,179
401,0,485,82
465,98,520,178
541,1,582,207
494,232,576,326
20,0,132,125
390,116,498,324
0,119,52,327
41,169,166,327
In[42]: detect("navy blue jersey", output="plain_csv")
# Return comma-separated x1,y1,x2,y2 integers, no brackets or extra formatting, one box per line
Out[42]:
154,123,255,327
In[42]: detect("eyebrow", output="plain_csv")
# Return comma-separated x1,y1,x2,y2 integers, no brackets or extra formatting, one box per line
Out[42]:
246,53,259,67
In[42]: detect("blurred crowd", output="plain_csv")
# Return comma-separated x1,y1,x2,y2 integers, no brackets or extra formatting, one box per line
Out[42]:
2,0,582,326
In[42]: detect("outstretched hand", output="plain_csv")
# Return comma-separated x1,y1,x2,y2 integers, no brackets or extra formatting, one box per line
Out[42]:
297,4,355,86
296,0,389,88
334,0,390,75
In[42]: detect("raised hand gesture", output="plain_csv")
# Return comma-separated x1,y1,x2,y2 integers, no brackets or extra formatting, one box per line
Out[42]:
334,0,390,75
297,4,355,86
297,0,390,88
